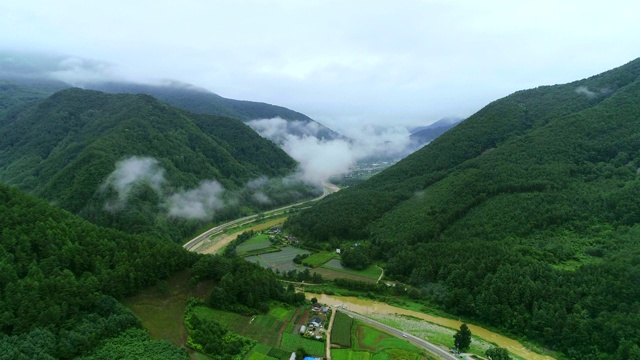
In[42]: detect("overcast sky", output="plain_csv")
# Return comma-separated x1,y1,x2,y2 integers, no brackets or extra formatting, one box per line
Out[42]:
2,0,639,131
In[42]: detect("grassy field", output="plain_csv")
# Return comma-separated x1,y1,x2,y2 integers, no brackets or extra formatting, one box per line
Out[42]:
122,270,214,347
237,234,274,256
322,260,382,280
192,306,281,347
245,344,281,360
279,332,325,356
308,261,382,284
268,306,297,321
332,349,371,360
332,310,354,347
302,251,337,267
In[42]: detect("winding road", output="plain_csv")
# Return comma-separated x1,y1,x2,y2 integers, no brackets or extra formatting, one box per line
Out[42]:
183,182,339,252
182,183,462,360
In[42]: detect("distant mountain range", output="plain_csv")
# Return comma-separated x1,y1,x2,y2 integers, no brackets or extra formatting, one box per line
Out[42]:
409,117,463,147
287,57,640,358
0,51,340,141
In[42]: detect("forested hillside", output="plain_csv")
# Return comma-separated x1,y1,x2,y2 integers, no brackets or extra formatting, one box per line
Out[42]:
0,78,67,118
0,88,316,241
0,51,340,141
0,183,195,359
286,58,640,358
86,82,341,140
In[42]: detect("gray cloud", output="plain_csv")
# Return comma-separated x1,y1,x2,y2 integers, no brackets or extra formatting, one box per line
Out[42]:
99,156,306,220
575,86,597,98
248,117,412,185
101,156,165,210
166,180,226,220
2,1,639,129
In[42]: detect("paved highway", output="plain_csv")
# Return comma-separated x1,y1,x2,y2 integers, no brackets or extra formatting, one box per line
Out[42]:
183,182,339,252
336,308,458,360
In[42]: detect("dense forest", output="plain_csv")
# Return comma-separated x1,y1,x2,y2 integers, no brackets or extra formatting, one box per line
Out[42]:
0,183,196,359
0,88,318,242
0,181,312,358
286,58,640,358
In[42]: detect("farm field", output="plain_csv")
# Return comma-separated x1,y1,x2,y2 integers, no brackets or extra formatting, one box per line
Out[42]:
330,315,430,360
280,332,325,355
331,310,354,347
246,246,311,272
302,251,337,267
310,260,382,283
236,234,275,256
191,304,325,358
245,344,281,360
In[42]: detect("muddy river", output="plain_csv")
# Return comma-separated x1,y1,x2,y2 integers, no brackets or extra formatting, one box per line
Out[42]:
307,293,554,360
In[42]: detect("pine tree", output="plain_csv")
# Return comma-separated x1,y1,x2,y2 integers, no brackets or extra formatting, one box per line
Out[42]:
453,323,472,351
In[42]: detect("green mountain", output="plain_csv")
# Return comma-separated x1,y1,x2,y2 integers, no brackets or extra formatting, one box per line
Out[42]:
0,88,315,241
286,58,640,358
0,78,68,118
83,81,341,140
0,182,194,359
0,51,340,140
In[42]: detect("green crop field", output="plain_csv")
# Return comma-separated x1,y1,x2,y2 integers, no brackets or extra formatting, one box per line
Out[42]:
246,344,280,360
333,321,429,360
254,314,286,332
331,311,354,347
268,306,295,321
191,306,248,328
322,259,382,280
279,333,325,356
267,347,292,360
245,234,272,245
192,306,280,347
332,349,371,360
237,234,276,256
302,251,336,267
246,351,278,360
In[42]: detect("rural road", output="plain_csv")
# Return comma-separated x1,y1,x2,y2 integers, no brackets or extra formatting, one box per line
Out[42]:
183,182,339,252
336,308,458,360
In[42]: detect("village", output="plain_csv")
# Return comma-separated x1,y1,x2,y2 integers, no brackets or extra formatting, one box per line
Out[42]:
297,300,330,342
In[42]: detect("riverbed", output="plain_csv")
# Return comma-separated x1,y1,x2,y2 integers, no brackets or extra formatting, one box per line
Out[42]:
307,293,555,360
